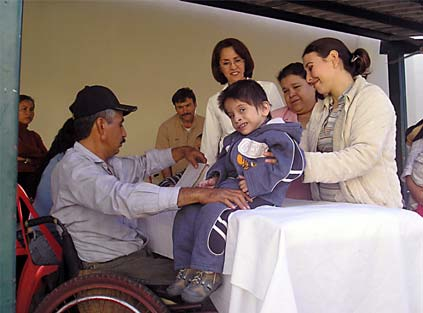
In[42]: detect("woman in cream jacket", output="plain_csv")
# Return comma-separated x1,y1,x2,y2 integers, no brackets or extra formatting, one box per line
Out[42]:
301,37,402,208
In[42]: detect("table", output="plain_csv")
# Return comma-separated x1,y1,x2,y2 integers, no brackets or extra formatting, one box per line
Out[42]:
139,200,423,313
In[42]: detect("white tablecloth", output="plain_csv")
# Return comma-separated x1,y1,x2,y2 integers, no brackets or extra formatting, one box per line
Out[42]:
139,200,423,313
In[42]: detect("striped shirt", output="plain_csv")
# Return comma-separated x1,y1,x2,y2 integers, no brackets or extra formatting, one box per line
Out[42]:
316,90,351,202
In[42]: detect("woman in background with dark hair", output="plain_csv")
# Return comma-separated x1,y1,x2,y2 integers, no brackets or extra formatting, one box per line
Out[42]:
274,62,318,200
17,94,47,199
33,118,76,216
301,37,402,208
201,38,290,166
275,62,317,129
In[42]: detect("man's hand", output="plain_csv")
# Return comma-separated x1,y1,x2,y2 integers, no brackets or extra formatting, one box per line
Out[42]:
178,187,252,210
171,146,207,169
161,167,172,179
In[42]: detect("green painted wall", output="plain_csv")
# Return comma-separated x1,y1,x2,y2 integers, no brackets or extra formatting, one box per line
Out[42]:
0,1,22,312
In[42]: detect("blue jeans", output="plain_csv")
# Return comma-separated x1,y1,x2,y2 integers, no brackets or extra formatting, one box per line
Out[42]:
172,202,232,273
172,178,272,273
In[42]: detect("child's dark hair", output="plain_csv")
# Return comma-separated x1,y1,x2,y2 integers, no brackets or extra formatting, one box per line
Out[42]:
303,37,371,78
218,80,270,115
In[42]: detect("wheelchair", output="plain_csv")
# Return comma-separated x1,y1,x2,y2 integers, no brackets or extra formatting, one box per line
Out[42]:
16,184,217,313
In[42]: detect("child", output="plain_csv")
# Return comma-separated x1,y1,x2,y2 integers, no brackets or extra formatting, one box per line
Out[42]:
167,79,305,303
410,151,423,216
402,119,423,216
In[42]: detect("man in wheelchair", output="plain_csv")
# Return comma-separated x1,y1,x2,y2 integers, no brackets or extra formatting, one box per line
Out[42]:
50,85,251,287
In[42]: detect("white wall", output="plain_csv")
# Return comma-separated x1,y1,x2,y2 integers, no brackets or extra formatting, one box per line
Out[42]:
406,54,423,126
21,0,393,156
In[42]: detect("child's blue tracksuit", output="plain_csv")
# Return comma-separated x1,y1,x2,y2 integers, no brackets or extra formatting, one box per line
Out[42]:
172,118,305,273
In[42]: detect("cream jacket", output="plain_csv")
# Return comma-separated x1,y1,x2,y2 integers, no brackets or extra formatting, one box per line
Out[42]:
302,76,402,208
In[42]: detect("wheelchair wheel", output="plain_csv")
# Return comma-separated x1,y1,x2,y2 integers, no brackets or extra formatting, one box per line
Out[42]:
34,272,169,313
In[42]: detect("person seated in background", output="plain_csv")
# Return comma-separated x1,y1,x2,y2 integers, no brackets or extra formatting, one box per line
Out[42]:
168,79,304,303
33,117,76,217
273,62,319,200
16,94,48,281
51,85,251,285
17,94,48,200
401,119,423,215
155,87,204,178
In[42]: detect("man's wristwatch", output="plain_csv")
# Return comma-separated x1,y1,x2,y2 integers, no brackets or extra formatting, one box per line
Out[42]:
23,158,30,164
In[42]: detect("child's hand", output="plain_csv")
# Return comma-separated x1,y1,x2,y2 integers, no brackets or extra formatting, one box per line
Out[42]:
238,175,249,195
406,175,423,204
198,176,218,188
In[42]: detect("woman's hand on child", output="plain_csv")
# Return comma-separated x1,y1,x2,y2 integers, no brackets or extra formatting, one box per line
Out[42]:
198,177,218,188
264,151,277,164
238,175,249,195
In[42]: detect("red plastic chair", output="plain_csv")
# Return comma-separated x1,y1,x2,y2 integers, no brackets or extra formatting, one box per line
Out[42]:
16,184,62,313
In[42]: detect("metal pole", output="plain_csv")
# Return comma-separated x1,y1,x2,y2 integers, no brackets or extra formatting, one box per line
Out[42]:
386,51,407,176
380,41,414,204
0,0,23,312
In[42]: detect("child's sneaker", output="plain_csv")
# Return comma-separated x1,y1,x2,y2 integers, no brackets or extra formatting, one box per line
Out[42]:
181,271,222,303
166,268,197,297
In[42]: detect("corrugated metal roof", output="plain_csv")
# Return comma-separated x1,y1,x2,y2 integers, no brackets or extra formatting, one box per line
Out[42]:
185,0,423,51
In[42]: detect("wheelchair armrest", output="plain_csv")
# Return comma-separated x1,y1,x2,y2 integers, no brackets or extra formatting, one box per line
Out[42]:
25,216,57,228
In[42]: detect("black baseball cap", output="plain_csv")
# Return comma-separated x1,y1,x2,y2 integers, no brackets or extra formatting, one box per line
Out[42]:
70,85,138,119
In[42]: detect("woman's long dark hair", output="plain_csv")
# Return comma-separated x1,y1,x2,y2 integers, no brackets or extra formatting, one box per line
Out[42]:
33,117,76,190
211,38,255,84
303,37,371,78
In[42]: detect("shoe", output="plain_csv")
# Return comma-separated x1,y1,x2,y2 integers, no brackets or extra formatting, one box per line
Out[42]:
181,271,222,303
166,268,197,297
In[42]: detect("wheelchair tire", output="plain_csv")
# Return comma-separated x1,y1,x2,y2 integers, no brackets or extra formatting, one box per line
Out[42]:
34,272,169,313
